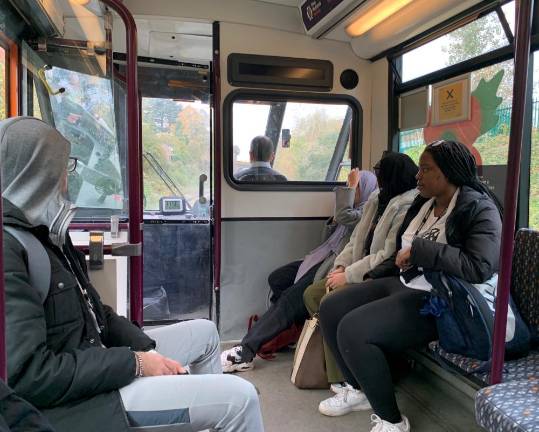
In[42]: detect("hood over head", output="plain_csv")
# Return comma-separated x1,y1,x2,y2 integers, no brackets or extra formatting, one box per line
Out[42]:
0,117,76,245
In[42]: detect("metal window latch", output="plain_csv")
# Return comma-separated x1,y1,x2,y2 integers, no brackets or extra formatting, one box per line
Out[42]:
111,242,142,257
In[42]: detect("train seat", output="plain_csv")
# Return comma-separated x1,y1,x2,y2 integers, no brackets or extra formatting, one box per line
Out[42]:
426,228,539,385
428,342,539,386
475,378,539,432
422,229,539,431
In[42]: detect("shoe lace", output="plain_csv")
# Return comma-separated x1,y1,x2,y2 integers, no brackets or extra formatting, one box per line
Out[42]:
370,414,383,432
328,387,352,406
370,414,401,432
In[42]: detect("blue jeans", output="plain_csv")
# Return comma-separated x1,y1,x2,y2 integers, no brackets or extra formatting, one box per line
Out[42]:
119,320,264,431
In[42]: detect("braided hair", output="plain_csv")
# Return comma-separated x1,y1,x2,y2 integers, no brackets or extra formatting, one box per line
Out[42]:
377,152,418,209
423,140,503,215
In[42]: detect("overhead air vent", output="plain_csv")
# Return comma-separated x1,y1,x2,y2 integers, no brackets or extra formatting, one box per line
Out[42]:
9,0,64,37
299,0,366,38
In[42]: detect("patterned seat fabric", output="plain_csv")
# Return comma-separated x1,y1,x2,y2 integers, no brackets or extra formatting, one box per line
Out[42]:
512,229,539,344
476,378,539,432
439,229,539,431
429,343,539,385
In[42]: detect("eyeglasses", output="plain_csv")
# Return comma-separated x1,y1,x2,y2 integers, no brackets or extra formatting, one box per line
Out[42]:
67,157,78,173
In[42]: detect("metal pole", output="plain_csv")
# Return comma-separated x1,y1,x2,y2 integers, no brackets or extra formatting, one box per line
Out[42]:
0,195,5,381
212,22,222,329
99,0,143,325
490,0,534,385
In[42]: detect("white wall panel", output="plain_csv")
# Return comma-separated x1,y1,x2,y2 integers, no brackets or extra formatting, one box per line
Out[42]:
370,58,389,167
220,22,373,218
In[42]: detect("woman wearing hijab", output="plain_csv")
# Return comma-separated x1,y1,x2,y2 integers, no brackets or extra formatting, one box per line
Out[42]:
303,152,419,400
319,141,502,432
221,169,378,373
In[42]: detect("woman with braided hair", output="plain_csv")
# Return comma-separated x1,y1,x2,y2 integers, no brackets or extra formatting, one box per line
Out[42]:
318,140,502,432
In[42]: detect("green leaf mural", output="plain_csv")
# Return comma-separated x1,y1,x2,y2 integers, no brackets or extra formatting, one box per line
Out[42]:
471,69,504,135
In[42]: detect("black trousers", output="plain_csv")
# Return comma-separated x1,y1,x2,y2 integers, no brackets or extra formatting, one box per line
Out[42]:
241,261,322,361
319,277,437,423
268,260,302,303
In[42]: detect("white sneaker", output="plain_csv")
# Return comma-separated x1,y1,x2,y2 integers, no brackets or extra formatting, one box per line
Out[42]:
370,414,410,432
318,385,372,416
330,382,349,394
221,346,254,373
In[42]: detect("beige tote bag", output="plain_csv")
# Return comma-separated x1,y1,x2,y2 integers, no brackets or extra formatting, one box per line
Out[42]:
291,316,329,389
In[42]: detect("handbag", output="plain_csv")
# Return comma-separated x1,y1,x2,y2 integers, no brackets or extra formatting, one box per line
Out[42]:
290,315,329,389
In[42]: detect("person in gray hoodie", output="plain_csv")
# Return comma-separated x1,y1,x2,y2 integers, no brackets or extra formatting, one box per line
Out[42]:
2,117,264,432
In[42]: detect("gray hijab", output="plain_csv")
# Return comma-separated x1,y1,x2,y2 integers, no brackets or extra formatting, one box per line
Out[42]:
0,117,76,245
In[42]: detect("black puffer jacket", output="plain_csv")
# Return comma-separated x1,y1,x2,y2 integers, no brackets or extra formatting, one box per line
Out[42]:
366,186,502,283
3,199,155,432
0,381,55,432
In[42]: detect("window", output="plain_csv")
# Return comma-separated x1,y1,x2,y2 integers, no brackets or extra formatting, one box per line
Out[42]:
399,59,514,203
0,46,6,119
530,51,539,229
142,97,211,212
225,92,360,189
401,5,514,82
44,66,125,212
32,84,42,120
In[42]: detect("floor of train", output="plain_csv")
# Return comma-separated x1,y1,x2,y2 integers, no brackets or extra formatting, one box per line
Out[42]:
236,349,482,432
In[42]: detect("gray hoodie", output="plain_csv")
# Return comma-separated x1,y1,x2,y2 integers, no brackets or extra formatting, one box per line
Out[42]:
0,117,75,245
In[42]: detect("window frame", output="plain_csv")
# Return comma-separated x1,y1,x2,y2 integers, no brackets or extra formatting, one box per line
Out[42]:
0,31,20,118
223,89,363,192
386,0,539,229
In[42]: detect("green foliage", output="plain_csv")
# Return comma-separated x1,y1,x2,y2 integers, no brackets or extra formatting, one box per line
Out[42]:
273,110,343,181
142,101,210,210
530,129,539,229
444,14,505,64
442,13,513,104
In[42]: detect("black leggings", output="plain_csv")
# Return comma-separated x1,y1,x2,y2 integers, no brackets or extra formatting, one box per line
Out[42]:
319,277,437,423
241,261,322,361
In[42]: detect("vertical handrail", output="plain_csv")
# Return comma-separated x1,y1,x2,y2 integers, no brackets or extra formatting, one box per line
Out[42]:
0,196,5,381
212,22,222,328
99,0,143,325
490,0,534,385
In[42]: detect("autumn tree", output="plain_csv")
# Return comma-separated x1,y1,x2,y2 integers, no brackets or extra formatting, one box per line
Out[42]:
442,11,513,105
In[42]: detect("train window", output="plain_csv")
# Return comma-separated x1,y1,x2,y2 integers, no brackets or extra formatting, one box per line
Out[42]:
399,58,513,203
401,4,514,83
31,85,42,120
224,91,361,190
44,67,125,211
530,51,539,229
0,46,5,119
142,97,210,212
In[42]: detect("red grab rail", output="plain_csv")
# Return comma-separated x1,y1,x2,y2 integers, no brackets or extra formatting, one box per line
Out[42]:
490,0,534,385
99,0,143,326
